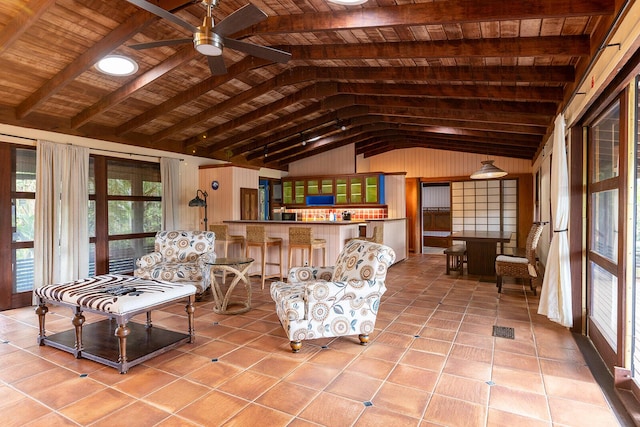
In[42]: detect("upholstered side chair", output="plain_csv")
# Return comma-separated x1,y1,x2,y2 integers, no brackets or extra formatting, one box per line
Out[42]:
134,230,216,298
270,239,396,352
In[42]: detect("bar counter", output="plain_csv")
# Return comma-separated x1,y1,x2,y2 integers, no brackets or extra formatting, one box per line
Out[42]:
224,219,406,277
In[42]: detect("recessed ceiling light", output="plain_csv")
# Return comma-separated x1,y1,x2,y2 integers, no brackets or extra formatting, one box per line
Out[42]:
327,0,367,4
95,55,138,76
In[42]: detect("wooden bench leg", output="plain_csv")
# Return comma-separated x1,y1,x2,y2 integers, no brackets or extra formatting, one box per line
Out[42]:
72,307,85,356
115,323,131,373
185,296,195,343
36,302,48,345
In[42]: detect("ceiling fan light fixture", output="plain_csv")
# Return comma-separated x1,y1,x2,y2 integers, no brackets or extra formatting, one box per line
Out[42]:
470,160,507,180
95,55,138,76
194,29,223,56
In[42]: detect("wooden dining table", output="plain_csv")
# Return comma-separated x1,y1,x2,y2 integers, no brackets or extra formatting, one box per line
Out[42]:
450,230,513,277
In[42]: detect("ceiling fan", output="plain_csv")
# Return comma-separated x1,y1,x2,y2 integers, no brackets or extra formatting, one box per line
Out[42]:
126,0,291,75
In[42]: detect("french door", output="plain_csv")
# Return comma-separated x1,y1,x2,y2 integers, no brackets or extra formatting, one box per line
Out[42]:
586,95,627,370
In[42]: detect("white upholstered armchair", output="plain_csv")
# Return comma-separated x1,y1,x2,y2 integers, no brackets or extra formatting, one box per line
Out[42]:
270,239,396,352
134,230,216,297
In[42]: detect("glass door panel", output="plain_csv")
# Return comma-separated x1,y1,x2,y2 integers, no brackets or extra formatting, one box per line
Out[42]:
587,98,623,370
350,177,362,203
365,176,378,203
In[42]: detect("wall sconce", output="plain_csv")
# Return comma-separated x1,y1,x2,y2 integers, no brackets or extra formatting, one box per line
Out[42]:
470,160,507,180
188,189,208,230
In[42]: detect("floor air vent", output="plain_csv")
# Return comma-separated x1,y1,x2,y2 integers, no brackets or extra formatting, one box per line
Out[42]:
492,325,515,339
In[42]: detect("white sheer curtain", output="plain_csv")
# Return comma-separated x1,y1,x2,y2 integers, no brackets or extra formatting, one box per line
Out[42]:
34,141,89,302
161,157,180,230
538,114,572,327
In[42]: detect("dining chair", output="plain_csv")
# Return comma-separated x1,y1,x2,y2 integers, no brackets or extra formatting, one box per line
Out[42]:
495,222,546,295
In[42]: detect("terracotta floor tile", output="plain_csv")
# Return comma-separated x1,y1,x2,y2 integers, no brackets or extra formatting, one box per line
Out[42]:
219,345,269,368
387,364,440,392
547,396,620,426
491,365,545,395
400,348,446,372
423,394,487,427
325,371,383,401
488,385,551,421
354,405,421,426
177,390,247,425
434,373,490,405
144,378,211,413
308,348,358,369
256,381,318,415
90,401,171,427
218,370,279,400
22,412,79,426
223,402,293,426
59,388,136,425
250,354,303,378
113,366,177,398
24,375,106,409
409,337,452,355
185,360,242,388
443,357,493,382
486,408,551,427
154,351,214,377
492,350,541,373
543,375,609,406
372,381,430,419
344,355,396,380
3,397,52,427
285,365,342,390
298,391,364,427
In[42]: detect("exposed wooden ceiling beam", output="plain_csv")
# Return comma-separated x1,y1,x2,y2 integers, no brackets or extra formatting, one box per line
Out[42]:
247,0,614,35
285,36,591,60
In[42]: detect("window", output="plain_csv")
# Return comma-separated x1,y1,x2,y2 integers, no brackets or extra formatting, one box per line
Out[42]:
90,156,161,276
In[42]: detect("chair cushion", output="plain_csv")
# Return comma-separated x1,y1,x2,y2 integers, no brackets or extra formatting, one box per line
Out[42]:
444,244,466,255
496,255,528,264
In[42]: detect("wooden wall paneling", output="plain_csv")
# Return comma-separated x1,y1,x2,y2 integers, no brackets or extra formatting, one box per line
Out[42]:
290,144,356,176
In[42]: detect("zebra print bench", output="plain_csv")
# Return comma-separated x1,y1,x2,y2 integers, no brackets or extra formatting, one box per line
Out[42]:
35,274,196,373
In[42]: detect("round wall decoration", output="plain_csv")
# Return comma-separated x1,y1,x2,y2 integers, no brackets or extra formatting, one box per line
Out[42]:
211,180,219,190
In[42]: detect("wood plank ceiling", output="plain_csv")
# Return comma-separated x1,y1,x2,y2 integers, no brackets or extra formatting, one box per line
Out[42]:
0,0,621,170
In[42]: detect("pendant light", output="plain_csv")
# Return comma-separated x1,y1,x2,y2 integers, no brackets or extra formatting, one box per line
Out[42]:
470,160,507,180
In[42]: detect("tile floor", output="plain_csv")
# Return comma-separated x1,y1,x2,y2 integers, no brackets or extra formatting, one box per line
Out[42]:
0,254,626,426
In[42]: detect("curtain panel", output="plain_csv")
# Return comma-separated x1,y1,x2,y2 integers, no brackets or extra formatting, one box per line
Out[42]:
160,157,181,230
34,141,89,302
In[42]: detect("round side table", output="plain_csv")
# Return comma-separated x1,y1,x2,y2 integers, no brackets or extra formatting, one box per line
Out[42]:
205,257,254,314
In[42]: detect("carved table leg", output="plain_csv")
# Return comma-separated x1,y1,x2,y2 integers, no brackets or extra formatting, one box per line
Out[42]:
146,311,152,328
35,302,48,345
115,323,131,373
185,296,195,343
72,307,85,356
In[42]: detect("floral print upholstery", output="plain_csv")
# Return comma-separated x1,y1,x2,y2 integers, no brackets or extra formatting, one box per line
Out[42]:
270,239,396,352
134,230,216,294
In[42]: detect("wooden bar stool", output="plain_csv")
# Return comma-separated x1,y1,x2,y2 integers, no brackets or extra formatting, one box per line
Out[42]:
288,227,327,268
209,224,245,257
245,225,283,289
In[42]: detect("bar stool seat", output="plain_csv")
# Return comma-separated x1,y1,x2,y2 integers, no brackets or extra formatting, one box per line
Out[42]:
288,227,327,268
245,225,283,289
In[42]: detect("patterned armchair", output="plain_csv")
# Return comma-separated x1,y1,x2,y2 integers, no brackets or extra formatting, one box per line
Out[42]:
270,239,396,352
134,230,216,297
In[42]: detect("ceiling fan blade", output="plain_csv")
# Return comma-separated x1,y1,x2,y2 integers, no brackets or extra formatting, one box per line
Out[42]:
207,55,227,75
125,0,197,33
213,3,267,37
130,38,192,50
223,38,291,64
